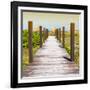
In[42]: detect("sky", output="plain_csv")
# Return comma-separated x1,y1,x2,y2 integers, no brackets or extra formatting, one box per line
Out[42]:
22,11,80,31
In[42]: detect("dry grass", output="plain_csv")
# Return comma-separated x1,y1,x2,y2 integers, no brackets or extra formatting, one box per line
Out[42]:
22,46,39,65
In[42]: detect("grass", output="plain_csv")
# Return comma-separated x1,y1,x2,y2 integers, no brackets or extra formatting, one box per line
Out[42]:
74,31,79,65
22,46,39,65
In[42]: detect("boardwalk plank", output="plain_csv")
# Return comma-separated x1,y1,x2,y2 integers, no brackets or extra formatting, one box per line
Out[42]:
23,36,79,78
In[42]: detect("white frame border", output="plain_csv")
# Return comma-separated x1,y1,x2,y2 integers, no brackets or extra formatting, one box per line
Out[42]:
18,6,84,83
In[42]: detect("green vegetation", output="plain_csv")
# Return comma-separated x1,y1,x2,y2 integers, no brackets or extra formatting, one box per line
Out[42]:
64,31,70,54
74,31,79,65
22,30,40,48
22,30,28,48
23,46,39,65
32,32,40,48
22,30,40,65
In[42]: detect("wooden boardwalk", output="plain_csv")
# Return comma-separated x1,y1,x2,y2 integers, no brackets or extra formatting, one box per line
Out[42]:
23,36,79,78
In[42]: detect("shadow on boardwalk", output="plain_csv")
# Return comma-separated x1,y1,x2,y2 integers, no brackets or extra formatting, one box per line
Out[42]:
22,36,79,78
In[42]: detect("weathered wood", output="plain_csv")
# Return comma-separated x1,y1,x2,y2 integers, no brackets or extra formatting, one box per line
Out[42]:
43,28,46,43
40,26,42,48
45,28,48,40
70,23,75,61
55,29,58,39
44,29,46,40
57,29,58,40
28,21,33,63
62,27,65,48
46,29,48,39
55,29,56,38
58,28,61,42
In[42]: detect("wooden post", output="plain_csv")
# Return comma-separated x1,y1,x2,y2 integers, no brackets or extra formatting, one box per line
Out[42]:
28,21,33,63
43,28,45,43
70,23,75,61
58,29,59,40
45,28,47,40
62,27,65,48
40,26,42,48
56,29,58,39
55,29,56,38
57,29,58,40
44,28,46,40
44,29,46,40
46,29,48,39
59,28,61,42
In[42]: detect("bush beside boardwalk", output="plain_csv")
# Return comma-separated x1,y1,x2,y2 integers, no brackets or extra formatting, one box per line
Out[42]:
22,30,40,65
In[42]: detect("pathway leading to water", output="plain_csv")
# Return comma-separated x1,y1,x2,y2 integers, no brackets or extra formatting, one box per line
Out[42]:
23,36,79,78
